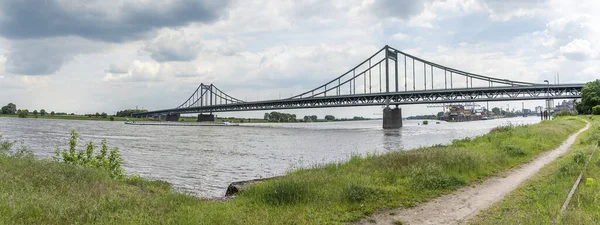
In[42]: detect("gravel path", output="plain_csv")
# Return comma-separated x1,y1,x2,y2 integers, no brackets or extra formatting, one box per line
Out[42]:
360,121,590,225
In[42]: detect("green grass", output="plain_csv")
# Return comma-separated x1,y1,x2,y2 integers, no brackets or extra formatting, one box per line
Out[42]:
0,117,585,224
471,116,600,225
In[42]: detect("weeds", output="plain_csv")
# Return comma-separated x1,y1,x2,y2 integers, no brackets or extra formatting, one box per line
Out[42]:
260,179,312,205
0,135,33,158
343,183,375,203
502,145,528,157
53,130,124,179
409,164,464,190
573,151,587,164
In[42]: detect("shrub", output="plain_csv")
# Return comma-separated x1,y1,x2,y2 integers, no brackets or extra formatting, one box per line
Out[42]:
109,116,115,121
54,130,124,179
592,105,600,115
554,110,576,117
573,151,586,164
17,109,28,118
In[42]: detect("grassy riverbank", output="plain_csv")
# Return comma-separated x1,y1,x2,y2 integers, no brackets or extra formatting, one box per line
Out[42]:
472,116,600,225
0,117,585,224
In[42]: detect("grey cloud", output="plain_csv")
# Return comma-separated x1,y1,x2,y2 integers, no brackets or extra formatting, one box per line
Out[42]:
0,0,230,42
144,34,201,62
106,63,130,74
5,37,103,75
370,0,429,20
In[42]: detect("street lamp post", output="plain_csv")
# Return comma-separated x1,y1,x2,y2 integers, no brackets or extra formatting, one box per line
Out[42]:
544,80,550,119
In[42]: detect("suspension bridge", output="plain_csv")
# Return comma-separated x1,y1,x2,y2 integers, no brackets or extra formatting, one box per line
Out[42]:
132,45,584,128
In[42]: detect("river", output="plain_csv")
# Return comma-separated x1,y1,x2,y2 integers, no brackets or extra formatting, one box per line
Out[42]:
0,116,540,198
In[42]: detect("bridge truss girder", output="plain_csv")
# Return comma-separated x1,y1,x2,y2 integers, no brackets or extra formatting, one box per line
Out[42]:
134,84,582,116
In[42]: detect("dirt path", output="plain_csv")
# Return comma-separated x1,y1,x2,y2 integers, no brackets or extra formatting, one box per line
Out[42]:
361,121,590,225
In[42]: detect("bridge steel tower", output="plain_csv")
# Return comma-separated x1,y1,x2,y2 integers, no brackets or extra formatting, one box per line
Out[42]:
133,45,584,129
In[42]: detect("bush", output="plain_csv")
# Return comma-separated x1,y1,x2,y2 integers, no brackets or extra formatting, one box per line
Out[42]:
109,116,115,121
54,130,124,179
573,151,586,164
17,109,28,118
592,105,600,115
554,110,576,117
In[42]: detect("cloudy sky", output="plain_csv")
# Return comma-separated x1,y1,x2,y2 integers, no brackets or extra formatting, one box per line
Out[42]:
0,0,598,118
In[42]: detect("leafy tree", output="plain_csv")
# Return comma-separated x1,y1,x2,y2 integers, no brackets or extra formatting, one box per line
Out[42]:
267,111,297,122
1,103,17,114
310,115,318,121
576,79,600,114
18,109,28,118
491,107,501,115
592,105,600,115
101,112,108,118
32,110,38,115
109,116,115,121
115,109,149,117
324,115,335,120
40,109,47,116
95,112,100,117
303,115,310,122
50,111,55,116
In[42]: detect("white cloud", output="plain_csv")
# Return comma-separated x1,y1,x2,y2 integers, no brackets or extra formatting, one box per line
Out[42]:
103,60,165,82
483,0,548,21
391,32,408,41
559,39,596,61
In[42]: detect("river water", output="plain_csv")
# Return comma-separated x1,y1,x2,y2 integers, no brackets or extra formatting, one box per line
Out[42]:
0,117,540,198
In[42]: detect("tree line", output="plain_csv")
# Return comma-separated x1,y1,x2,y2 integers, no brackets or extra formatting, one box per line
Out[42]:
263,112,369,122
2,103,58,118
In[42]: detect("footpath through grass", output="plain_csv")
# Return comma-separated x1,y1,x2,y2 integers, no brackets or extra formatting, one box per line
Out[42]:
0,117,585,224
472,116,600,225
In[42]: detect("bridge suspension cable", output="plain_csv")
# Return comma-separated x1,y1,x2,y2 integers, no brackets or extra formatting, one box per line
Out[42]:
176,83,245,109
287,45,540,100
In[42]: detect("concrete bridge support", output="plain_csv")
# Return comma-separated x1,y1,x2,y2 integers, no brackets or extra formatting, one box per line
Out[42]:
159,114,180,122
383,106,402,129
197,114,215,122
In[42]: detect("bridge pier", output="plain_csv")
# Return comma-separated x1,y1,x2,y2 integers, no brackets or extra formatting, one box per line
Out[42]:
197,114,215,122
383,106,402,129
159,114,180,122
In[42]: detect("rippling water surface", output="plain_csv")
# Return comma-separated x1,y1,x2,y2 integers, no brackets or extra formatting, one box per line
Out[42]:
0,116,540,198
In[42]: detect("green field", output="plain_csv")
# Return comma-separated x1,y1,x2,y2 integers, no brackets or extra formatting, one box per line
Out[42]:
0,117,586,224
472,116,600,225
